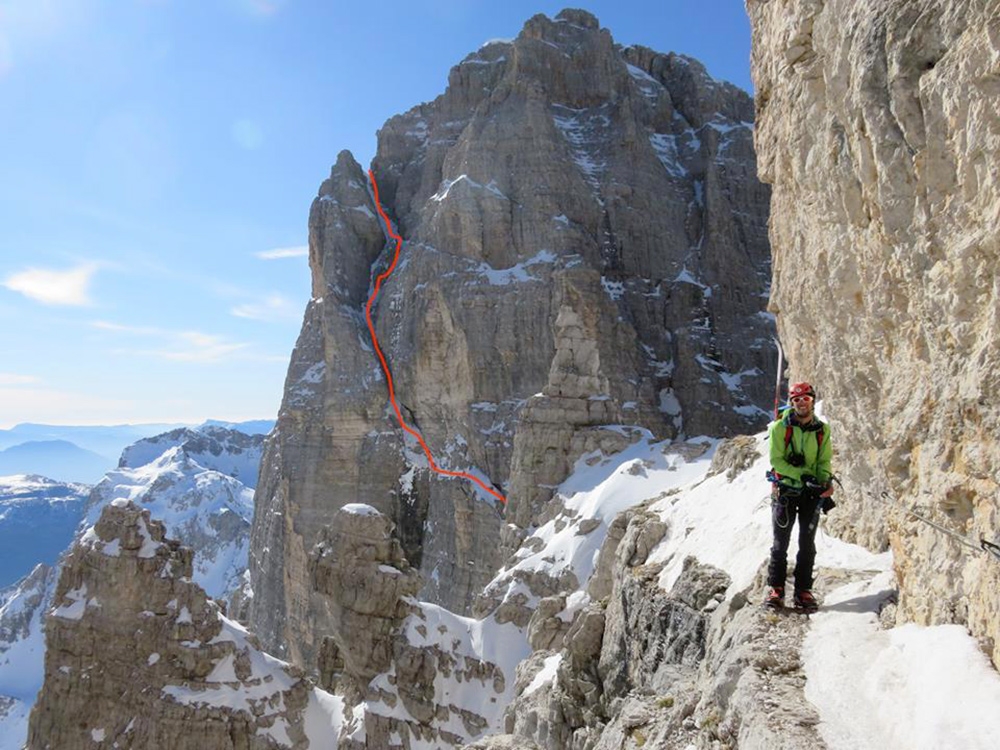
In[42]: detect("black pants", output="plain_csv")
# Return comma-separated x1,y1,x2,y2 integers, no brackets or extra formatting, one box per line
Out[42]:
767,489,821,592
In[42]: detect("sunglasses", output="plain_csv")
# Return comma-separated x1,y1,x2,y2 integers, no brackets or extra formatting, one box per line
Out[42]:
791,395,814,404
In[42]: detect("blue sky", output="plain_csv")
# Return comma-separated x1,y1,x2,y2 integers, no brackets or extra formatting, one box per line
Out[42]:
0,0,754,428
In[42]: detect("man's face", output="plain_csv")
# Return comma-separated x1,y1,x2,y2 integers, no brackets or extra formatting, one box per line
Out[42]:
791,394,814,419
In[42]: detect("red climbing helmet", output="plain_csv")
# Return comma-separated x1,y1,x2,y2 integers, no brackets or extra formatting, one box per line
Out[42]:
789,382,816,401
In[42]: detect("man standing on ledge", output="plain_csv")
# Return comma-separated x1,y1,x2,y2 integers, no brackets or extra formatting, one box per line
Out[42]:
765,381,835,612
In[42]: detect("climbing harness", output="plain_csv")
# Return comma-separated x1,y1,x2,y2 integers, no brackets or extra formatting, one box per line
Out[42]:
869,489,1000,563
772,478,832,531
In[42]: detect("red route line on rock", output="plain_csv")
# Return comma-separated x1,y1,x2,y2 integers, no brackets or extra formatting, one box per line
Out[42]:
365,169,507,506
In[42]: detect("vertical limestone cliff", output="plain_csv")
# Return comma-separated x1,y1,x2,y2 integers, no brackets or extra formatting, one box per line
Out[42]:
747,0,1000,663
249,8,774,675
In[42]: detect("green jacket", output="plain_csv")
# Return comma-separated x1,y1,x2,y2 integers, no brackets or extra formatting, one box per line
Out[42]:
768,409,832,490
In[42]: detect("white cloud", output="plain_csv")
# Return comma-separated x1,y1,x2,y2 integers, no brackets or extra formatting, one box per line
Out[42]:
91,320,156,335
2,262,99,306
156,333,249,362
0,372,39,386
231,293,300,322
91,320,250,363
255,245,308,260
0,386,135,430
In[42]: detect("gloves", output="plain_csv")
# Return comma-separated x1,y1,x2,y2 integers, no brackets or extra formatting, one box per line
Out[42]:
801,474,823,490
822,497,837,514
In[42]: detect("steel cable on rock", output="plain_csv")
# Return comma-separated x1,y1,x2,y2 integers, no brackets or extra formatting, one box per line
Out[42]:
867,490,1000,562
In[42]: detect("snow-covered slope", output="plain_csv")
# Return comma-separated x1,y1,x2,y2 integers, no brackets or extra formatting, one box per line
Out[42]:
267,423,1000,747
26,499,343,748
483,429,717,613
0,475,87,748
338,431,723,748
200,418,275,435
13,422,999,748
118,426,265,490
0,475,89,589
88,427,264,598
0,564,57,750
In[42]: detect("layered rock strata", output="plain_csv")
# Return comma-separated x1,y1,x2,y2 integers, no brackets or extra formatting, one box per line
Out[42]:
251,8,774,675
310,504,421,702
26,501,344,749
498,505,735,749
747,0,1000,663
1,428,266,750
310,505,524,749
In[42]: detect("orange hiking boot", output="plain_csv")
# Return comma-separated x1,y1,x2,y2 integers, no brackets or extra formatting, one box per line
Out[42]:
793,590,818,613
764,586,784,609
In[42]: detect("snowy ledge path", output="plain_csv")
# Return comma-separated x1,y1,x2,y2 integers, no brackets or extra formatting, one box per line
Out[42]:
803,568,1000,750
632,432,1000,750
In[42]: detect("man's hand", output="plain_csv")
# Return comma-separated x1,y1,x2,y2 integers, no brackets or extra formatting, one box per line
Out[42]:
802,474,834,498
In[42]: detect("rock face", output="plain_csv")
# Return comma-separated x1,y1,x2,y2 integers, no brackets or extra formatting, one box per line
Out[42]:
493,499,849,750
747,0,1000,664
310,505,421,702
250,8,773,674
26,501,344,750
499,505,734,750
0,428,265,750
308,505,526,749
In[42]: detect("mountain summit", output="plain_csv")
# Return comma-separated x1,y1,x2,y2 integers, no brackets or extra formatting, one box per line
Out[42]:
249,9,773,669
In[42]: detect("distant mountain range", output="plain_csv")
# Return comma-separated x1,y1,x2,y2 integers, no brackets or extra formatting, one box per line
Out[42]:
0,476,90,589
0,423,185,457
0,420,274,484
0,441,112,484
200,419,275,435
